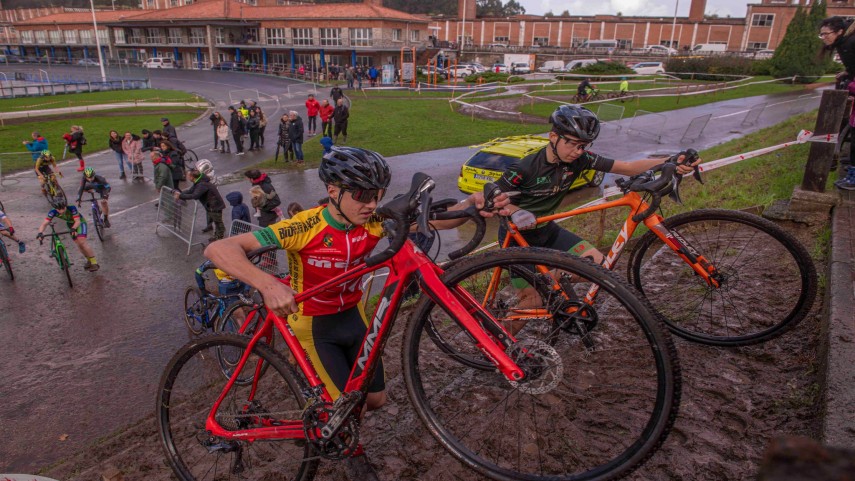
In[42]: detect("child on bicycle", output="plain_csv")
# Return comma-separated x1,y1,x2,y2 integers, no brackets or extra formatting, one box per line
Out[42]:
36,197,100,272
0,208,26,254
194,259,250,300
76,167,112,228
203,146,509,481
34,149,60,195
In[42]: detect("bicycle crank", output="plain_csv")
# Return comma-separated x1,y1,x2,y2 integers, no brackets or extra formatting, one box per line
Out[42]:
507,339,563,395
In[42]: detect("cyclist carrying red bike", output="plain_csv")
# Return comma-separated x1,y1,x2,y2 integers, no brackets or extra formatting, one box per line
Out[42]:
204,146,508,480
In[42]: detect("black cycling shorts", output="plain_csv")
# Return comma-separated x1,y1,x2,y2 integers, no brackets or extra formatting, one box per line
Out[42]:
498,221,595,288
288,304,385,399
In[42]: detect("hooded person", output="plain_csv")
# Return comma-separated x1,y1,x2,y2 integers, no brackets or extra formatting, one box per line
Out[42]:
225,191,251,224
23,131,49,162
244,169,281,227
175,165,226,241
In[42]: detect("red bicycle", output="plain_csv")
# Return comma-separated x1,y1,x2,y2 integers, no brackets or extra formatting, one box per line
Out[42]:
157,173,680,481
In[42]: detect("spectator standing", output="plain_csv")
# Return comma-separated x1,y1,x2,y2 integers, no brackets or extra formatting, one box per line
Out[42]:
288,110,305,163
345,65,354,89
333,98,349,144
276,114,293,162
108,130,130,180
247,109,261,151
245,169,282,227
161,117,178,143
258,107,268,147
208,112,223,151
330,85,344,104
369,65,378,86
62,125,87,172
216,118,231,153
287,202,304,218
305,94,320,136
228,106,246,155
140,129,157,153
122,131,145,181
319,99,335,137
151,150,174,195
175,166,226,242
226,191,251,224
160,140,185,190
820,17,855,86
23,131,48,162
356,66,364,89
238,100,249,119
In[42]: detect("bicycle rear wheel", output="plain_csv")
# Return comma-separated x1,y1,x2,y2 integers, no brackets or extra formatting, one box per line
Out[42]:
57,244,72,288
92,205,105,242
157,333,318,481
0,241,13,281
183,287,213,335
403,248,680,481
184,149,199,164
216,302,274,385
627,209,817,346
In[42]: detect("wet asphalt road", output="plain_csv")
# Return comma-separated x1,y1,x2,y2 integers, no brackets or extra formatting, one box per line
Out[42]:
0,66,824,473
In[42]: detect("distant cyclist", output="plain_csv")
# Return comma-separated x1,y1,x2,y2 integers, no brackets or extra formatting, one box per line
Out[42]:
34,149,61,195
0,207,26,254
36,197,100,272
577,77,594,101
76,167,112,228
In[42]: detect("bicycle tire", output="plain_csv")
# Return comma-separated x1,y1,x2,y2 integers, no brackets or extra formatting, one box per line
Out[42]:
403,247,680,481
183,286,212,335
92,205,105,242
157,333,318,481
0,241,13,281
627,208,817,346
184,149,199,164
215,302,274,385
57,244,73,288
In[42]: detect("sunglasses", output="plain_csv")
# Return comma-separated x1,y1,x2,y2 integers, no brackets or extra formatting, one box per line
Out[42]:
558,135,591,151
348,188,385,203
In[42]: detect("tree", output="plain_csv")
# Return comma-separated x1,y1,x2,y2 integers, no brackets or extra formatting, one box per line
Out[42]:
544,10,554,17
560,10,570,17
476,0,525,17
504,0,525,15
768,5,825,82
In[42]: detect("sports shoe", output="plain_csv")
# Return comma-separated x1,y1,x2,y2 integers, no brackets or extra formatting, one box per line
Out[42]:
210,147,219,151
103,216,111,228
237,151,245,156
18,242,25,254
201,224,213,233
119,172,127,180
835,166,855,191
77,166,85,172
86,262,100,272
344,454,379,481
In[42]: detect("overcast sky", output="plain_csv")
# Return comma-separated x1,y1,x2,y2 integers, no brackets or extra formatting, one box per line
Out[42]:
515,0,750,19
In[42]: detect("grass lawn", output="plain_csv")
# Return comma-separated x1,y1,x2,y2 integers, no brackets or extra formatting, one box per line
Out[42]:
1,110,203,172
0,89,205,112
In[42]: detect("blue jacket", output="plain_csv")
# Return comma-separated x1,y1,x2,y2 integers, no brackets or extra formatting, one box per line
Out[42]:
320,136,334,154
225,191,251,224
25,136,48,161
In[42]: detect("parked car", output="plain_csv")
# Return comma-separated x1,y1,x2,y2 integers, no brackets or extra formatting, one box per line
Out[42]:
142,57,175,69
643,45,677,55
565,58,599,71
449,64,476,77
754,49,775,59
538,60,566,72
211,61,238,71
418,65,449,79
457,135,604,195
77,58,100,67
692,43,727,54
631,61,666,75
510,62,531,74
487,43,508,48
491,63,509,73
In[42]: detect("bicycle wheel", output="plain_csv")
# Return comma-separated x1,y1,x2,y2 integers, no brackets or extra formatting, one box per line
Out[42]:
157,333,318,481
92,205,105,242
215,302,274,385
403,248,680,481
57,244,73,288
627,208,817,346
184,149,199,164
0,241,13,281
183,287,213,335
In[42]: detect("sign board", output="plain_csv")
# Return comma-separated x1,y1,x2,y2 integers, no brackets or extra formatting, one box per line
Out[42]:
382,64,394,85
402,62,415,81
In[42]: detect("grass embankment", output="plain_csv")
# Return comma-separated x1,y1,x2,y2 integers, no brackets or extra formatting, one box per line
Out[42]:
554,110,830,247
0,89,205,111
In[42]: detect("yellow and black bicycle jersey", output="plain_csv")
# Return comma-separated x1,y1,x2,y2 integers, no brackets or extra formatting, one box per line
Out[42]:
253,205,385,316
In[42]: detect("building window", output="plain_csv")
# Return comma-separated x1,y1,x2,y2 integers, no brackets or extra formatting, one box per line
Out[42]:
97,29,109,44
392,29,402,41
113,28,126,44
617,39,632,49
409,29,419,42
79,30,93,44
49,30,61,44
130,28,144,43
326,54,342,66
292,28,313,45
215,28,224,44
63,30,77,44
168,27,183,44
747,42,768,51
571,37,586,47
295,53,313,66
147,27,164,44
355,55,372,66
190,27,205,44
532,36,549,47
266,28,287,45
494,36,509,43
751,14,774,27
244,28,258,43
170,0,179,5
350,28,372,47
320,28,342,46
20,30,33,44
270,52,287,67
35,31,47,44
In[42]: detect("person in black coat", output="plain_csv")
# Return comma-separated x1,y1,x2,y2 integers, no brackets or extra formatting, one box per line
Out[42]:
140,129,158,153
287,111,305,163
208,112,223,151
160,140,185,190
333,98,349,144
175,168,226,241
161,117,178,143
228,106,245,155
276,114,293,162
245,169,281,227
247,110,261,151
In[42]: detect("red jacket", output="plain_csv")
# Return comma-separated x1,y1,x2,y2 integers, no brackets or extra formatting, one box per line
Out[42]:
319,104,335,122
305,98,320,117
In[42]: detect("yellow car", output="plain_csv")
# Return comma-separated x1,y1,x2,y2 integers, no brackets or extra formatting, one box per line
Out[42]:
457,135,605,194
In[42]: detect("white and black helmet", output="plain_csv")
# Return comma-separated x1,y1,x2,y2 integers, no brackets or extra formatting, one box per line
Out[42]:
549,104,601,142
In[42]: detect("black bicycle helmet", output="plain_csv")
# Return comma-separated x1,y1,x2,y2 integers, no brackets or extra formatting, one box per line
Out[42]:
52,196,68,209
319,146,391,191
549,104,601,142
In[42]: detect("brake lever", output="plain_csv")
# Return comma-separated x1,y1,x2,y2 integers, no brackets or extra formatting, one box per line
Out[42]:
417,188,431,236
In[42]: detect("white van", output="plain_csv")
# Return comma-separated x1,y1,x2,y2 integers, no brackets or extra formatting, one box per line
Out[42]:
580,39,618,50
692,43,727,54
538,60,566,72
142,57,175,69
564,58,599,71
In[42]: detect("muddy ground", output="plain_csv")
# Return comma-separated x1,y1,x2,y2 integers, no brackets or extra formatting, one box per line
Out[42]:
38,215,827,481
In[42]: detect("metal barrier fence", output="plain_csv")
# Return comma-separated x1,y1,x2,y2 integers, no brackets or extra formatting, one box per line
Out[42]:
627,110,667,143
596,103,625,130
681,113,712,143
155,186,205,255
741,102,767,127
228,219,286,276
0,79,151,99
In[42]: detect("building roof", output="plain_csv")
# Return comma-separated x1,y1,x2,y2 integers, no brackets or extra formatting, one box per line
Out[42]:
15,10,144,26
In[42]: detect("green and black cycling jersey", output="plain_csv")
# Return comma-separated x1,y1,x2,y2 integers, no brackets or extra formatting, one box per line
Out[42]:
496,147,614,218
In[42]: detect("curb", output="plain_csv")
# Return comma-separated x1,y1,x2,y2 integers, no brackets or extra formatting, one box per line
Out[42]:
821,197,855,447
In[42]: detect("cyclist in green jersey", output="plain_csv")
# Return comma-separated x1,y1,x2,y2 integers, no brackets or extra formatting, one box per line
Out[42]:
36,197,100,271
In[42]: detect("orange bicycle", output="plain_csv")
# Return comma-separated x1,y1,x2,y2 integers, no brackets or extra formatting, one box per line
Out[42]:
486,156,817,347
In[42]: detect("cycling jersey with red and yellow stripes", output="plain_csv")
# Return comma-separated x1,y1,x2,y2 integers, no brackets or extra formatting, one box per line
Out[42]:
253,205,385,316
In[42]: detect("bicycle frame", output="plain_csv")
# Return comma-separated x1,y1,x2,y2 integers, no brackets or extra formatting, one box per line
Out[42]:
501,190,721,304
204,239,526,442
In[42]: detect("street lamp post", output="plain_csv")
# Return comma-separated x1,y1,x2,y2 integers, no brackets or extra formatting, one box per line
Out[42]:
668,0,679,57
461,0,466,49
89,0,107,82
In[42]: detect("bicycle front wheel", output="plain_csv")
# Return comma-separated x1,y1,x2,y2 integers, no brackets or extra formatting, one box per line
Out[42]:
403,248,680,481
216,302,274,384
0,241,13,281
157,333,318,481
92,205,105,242
627,209,817,346
57,245,73,288
185,149,199,164
183,287,212,335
